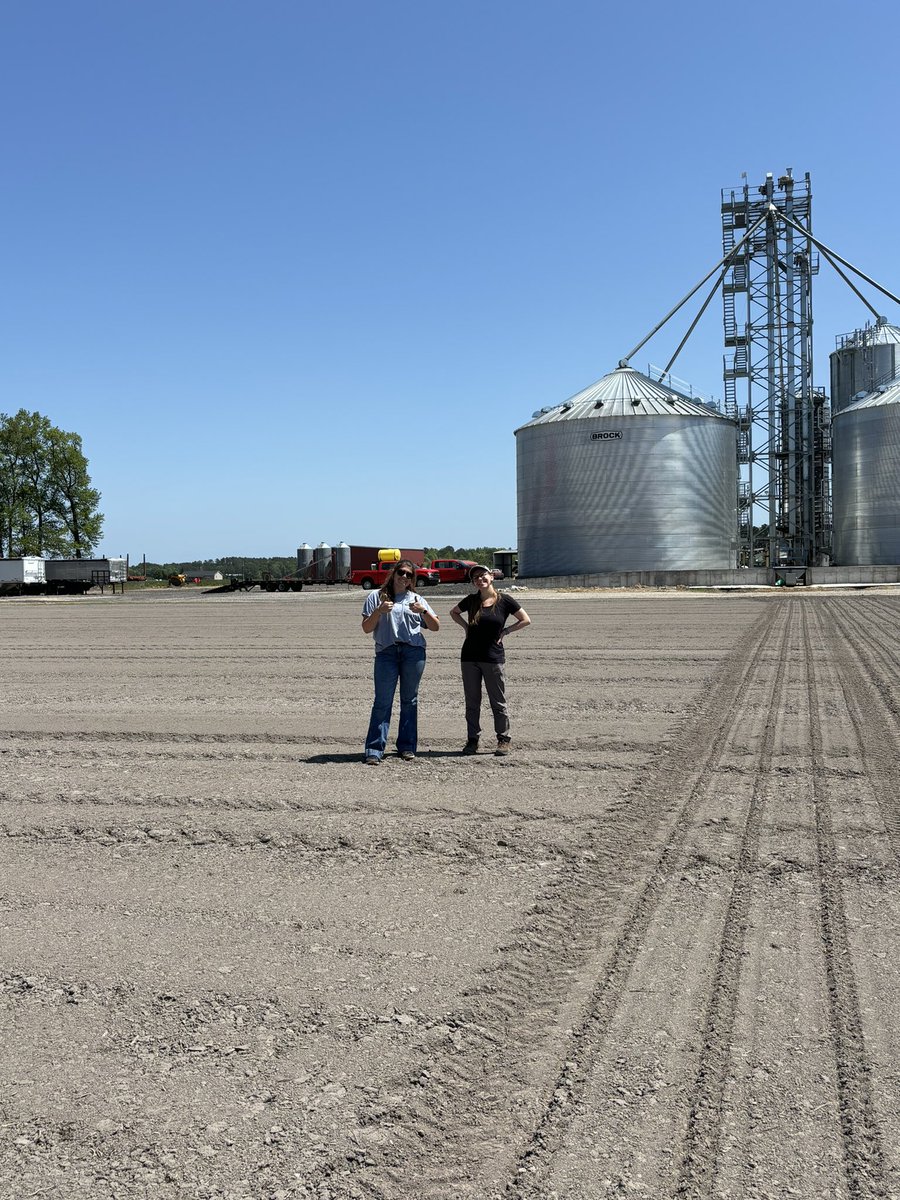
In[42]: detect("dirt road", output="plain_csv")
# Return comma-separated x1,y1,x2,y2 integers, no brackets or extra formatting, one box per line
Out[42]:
2,588,899,1199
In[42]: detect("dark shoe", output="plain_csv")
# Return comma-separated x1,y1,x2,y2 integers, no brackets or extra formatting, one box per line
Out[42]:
462,739,479,756
495,739,511,757
364,755,382,766
398,751,415,761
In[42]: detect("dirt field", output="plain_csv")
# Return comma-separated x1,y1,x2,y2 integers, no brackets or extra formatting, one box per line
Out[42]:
2,586,900,1200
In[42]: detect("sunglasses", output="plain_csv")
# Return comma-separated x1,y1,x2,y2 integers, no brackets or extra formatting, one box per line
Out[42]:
396,569,414,578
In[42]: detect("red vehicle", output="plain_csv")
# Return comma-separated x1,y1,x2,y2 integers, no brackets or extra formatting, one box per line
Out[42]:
349,560,439,591
426,557,479,584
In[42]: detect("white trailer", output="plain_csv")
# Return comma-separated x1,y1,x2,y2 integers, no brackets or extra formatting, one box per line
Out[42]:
0,558,47,594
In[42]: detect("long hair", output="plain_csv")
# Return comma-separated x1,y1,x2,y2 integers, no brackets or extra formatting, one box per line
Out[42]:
379,559,417,602
468,581,501,624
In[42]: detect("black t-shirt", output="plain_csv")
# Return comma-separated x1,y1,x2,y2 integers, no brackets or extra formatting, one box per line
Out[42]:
458,593,522,663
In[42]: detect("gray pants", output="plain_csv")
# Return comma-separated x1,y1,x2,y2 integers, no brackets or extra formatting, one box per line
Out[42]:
461,661,510,741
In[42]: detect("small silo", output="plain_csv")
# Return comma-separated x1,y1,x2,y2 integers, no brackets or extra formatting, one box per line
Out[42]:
515,367,738,576
334,542,351,581
830,317,900,416
313,541,332,582
296,543,314,579
832,382,900,564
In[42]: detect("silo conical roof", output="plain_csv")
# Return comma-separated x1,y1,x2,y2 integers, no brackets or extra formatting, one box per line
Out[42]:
862,319,900,347
516,366,732,429
835,317,900,349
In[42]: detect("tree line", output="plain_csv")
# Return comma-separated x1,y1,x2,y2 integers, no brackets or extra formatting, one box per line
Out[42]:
136,548,508,581
0,410,103,558
136,557,298,581
425,545,507,565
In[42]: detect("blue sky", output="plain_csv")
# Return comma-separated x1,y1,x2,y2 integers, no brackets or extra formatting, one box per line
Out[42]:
3,0,899,562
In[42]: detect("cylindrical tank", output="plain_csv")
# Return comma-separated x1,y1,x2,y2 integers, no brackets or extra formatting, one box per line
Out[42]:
296,543,313,579
313,541,332,583
378,548,401,563
830,318,900,416
334,542,351,581
515,367,738,575
832,383,900,564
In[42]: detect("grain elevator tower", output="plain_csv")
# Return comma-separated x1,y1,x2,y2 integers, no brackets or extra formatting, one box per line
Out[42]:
721,170,830,566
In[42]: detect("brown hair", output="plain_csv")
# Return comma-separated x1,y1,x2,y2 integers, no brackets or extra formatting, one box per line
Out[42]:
379,559,418,602
467,578,501,625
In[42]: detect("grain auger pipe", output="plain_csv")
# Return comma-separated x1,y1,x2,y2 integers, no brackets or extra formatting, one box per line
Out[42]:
778,209,900,321
618,207,770,370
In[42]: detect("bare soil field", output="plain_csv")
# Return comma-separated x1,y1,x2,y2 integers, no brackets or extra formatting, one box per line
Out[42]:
2,586,900,1200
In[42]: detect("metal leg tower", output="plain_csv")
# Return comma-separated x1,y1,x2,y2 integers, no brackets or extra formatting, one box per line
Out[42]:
721,170,831,567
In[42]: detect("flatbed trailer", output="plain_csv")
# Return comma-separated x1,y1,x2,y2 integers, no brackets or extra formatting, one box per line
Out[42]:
202,575,305,594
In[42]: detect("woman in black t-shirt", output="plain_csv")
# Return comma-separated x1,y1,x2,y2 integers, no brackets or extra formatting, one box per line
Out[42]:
449,565,531,757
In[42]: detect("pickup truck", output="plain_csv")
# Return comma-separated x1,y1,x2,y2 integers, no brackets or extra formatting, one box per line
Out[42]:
351,562,439,591
426,558,480,584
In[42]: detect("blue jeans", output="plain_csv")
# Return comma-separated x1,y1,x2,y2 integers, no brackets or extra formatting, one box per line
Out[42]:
364,644,427,759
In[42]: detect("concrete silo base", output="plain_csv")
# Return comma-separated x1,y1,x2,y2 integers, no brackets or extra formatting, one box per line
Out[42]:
518,565,900,589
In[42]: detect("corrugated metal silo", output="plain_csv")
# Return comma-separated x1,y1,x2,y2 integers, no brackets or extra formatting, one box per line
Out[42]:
830,318,900,416
832,382,900,564
313,541,332,582
296,544,313,578
334,542,351,581
515,367,738,575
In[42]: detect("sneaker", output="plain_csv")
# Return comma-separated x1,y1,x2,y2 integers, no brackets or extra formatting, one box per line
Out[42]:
495,739,511,757
364,755,382,766
398,751,415,761
462,739,479,755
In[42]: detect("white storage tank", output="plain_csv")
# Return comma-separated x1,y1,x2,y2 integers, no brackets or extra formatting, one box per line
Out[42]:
515,367,738,576
832,382,900,564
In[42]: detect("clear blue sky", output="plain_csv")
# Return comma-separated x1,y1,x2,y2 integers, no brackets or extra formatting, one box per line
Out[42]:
3,0,899,562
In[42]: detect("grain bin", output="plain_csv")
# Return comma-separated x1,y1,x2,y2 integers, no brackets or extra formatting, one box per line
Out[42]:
830,318,900,416
312,541,332,582
515,367,738,576
296,543,313,579
832,382,900,564
334,542,351,581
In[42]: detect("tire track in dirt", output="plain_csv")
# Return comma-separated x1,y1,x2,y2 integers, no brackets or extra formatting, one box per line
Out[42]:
803,603,889,1200
822,598,900,728
333,605,791,1198
817,599,900,865
512,605,797,1200
667,603,794,1199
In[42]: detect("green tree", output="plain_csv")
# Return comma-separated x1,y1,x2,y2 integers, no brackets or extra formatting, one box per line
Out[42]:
0,410,104,557
46,427,103,555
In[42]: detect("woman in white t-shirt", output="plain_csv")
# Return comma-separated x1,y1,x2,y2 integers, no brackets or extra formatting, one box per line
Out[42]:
360,560,439,764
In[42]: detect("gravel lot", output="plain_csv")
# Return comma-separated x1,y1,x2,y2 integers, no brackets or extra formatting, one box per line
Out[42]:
2,586,900,1200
